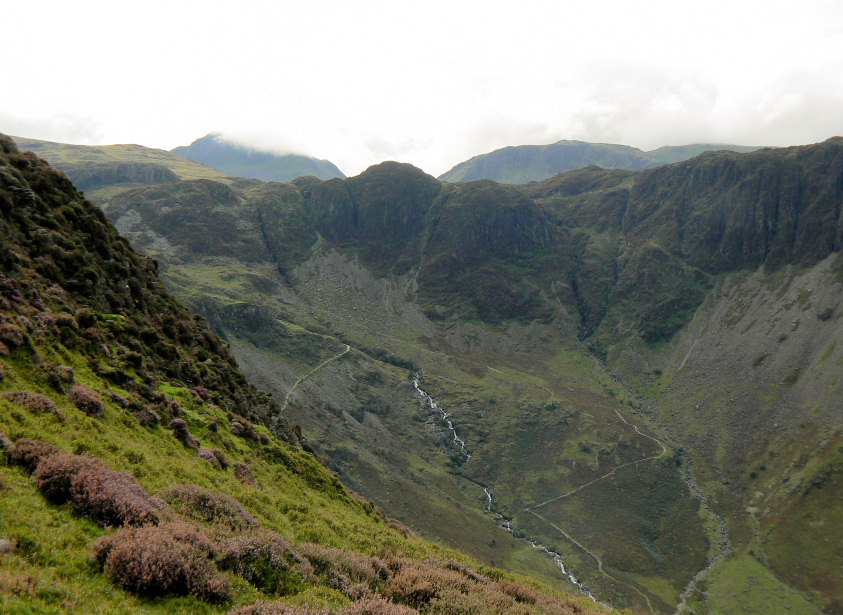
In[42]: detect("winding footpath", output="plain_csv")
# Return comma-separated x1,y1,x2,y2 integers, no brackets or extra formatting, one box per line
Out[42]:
605,376,731,615
524,416,665,615
520,403,667,614
412,369,718,615
280,344,351,412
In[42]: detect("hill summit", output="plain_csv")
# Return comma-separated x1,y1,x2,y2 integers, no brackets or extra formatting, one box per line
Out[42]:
171,134,345,182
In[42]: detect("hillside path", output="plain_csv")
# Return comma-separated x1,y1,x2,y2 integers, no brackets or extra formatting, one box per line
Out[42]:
279,344,350,412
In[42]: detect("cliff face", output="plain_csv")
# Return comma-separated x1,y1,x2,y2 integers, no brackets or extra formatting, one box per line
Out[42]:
623,139,843,272
59,161,178,192
514,139,843,345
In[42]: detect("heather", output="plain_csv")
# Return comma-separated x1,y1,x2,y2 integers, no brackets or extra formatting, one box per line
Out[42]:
92,523,229,603
163,483,258,530
68,383,104,416
2,433,607,614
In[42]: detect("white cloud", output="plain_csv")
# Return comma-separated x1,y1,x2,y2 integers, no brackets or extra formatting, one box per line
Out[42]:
1,0,842,176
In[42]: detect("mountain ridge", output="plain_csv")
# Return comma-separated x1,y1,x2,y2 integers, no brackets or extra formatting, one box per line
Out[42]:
439,139,762,184
8,133,841,614
0,133,610,615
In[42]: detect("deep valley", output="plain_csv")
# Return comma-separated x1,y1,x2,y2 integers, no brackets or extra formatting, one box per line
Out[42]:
3,134,840,615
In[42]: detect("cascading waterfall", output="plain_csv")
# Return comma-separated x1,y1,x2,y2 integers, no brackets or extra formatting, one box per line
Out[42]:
412,373,596,601
413,375,470,460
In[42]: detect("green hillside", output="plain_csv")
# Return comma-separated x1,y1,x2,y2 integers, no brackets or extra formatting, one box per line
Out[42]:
11,137,233,202
0,135,611,615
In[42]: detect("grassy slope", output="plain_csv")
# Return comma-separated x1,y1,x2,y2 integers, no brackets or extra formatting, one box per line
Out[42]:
89,159,717,612
643,144,761,165
272,249,707,614
112,201,704,613
610,256,843,614
696,553,821,615
0,337,608,615
439,141,761,185
439,141,658,184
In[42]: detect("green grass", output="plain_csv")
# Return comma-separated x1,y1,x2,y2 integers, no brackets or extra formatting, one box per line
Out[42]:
702,553,821,615
19,132,841,614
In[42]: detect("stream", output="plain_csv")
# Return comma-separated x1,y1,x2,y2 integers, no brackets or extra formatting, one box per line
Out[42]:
412,374,597,601
413,376,470,460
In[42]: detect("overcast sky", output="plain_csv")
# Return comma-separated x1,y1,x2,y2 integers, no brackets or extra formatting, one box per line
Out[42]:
3,0,842,176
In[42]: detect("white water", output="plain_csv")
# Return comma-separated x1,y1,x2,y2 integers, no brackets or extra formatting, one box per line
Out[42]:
413,374,595,601
413,376,470,460
483,485,595,599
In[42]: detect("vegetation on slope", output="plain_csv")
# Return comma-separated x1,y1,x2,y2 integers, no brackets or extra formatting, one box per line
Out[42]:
9,133,841,614
0,134,610,615
10,137,233,203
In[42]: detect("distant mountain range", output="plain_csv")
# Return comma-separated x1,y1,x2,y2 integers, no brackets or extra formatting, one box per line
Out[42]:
171,133,345,182
439,140,761,183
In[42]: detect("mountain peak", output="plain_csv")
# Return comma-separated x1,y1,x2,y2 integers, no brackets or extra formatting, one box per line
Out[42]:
171,133,345,182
